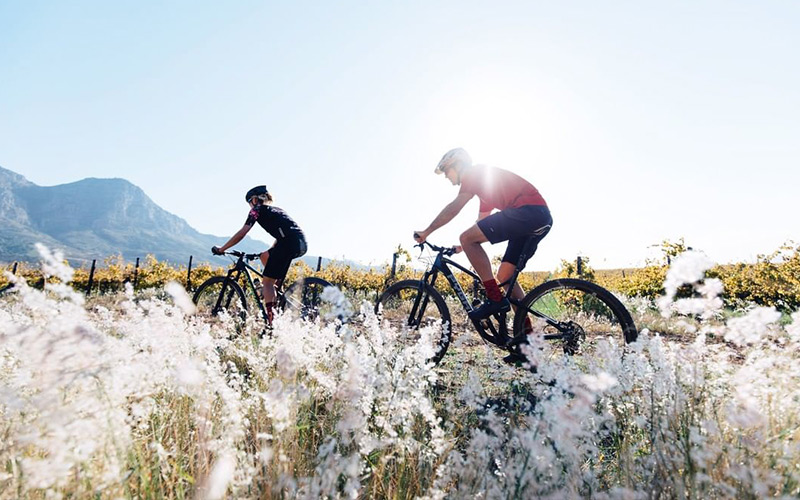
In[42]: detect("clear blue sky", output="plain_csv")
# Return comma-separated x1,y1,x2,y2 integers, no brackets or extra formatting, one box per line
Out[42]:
1,1,798,270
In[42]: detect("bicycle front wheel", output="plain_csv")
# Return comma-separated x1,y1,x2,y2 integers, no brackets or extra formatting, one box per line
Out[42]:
193,276,248,324
282,277,333,320
513,278,637,358
375,279,452,365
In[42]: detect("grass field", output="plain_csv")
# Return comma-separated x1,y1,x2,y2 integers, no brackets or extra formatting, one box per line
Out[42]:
1,248,799,499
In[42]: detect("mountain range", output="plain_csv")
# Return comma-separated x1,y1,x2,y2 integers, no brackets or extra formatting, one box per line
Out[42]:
0,165,327,267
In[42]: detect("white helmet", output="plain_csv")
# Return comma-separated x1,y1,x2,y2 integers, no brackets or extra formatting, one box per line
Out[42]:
434,148,472,175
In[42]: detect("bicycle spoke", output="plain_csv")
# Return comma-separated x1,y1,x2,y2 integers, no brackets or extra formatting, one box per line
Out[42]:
375,280,452,365
515,280,636,359
283,277,333,321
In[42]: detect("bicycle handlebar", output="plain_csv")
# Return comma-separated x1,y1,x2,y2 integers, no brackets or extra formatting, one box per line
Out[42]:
413,237,458,257
221,250,262,261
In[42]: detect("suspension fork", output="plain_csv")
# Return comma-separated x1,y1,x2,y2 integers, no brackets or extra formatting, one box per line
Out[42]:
407,268,438,327
215,259,244,311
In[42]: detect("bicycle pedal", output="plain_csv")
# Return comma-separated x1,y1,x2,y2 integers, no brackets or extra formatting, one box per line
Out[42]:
502,352,526,364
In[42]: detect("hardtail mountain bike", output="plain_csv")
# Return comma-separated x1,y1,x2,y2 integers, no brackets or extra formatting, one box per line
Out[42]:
193,250,333,327
375,238,638,366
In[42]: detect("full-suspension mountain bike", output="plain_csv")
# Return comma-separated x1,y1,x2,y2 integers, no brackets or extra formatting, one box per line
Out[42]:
193,250,333,327
375,238,638,365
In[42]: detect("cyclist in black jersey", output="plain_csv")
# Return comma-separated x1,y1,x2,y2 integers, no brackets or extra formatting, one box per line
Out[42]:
212,185,307,324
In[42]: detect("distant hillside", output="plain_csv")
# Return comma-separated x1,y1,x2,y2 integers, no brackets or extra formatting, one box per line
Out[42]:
0,165,320,266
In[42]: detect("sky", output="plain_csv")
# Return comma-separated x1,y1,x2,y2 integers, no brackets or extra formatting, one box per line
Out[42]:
1,1,798,271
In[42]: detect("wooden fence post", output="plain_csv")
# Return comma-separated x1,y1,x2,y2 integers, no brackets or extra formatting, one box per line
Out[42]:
11,262,17,275
316,256,322,272
391,252,397,278
187,255,193,291
86,259,96,296
577,256,583,278
133,257,140,290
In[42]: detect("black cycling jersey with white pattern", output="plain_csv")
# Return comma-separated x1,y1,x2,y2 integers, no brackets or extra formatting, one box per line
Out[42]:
244,205,305,241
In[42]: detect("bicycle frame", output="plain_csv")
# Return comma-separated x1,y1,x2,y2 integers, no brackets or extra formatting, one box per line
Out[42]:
416,241,575,348
417,244,526,347
216,252,270,323
210,251,327,326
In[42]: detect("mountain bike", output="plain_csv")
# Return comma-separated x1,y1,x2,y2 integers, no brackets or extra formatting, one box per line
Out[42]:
375,238,638,366
193,250,333,328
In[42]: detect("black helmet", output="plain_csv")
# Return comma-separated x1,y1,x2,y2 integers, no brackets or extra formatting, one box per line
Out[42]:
245,185,269,202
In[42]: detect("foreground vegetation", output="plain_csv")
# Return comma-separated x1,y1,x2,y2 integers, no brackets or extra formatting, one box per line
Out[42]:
1,245,799,498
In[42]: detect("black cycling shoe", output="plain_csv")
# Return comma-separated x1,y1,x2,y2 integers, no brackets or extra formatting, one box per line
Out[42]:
468,298,511,320
502,352,537,372
502,352,527,364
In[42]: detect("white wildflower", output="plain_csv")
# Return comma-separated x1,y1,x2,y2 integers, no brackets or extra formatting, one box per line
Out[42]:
658,250,715,317
724,307,781,346
174,358,204,390
320,285,353,321
165,280,196,315
202,453,236,500
35,243,74,283
581,371,618,393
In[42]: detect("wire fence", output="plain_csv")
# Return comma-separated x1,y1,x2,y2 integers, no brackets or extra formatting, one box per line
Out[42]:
1,255,203,296
2,248,579,301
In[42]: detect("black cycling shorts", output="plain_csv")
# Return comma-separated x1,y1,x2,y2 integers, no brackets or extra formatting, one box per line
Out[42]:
263,236,308,280
476,205,552,268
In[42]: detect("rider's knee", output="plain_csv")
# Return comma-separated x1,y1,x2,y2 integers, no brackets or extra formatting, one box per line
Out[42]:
460,229,479,246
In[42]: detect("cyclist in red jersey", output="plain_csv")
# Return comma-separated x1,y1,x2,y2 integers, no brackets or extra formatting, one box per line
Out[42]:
414,148,552,320
213,185,307,325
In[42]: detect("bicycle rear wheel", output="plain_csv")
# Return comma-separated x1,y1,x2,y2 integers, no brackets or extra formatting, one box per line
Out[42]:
282,276,333,320
192,276,248,325
513,278,637,359
375,279,452,365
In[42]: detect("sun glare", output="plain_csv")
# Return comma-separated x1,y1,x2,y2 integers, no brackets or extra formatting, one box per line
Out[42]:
424,76,562,169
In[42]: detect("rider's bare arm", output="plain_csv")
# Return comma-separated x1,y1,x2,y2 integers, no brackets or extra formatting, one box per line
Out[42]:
219,223,253,252
415,192,474,242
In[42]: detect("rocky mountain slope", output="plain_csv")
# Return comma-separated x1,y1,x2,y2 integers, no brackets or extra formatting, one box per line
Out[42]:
0,165,269,265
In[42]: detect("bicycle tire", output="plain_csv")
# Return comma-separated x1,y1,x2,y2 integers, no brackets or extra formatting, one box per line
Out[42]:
375,279,452,365
192,276,248,324
513,278,637,357
282,276,333,320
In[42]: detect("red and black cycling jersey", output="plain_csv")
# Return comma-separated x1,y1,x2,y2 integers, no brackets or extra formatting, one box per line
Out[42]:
459,164,547,212
245,205,305,241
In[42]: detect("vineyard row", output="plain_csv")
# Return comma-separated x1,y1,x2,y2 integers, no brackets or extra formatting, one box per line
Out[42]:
2,243,798,311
